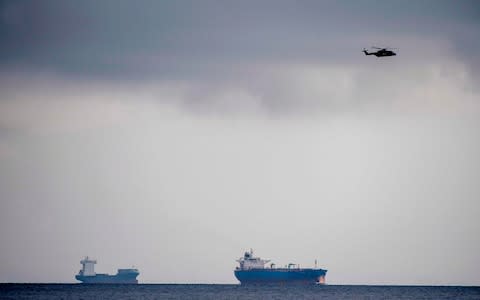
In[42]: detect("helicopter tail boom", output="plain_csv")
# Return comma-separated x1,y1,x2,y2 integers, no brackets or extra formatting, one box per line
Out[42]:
363,49,373,55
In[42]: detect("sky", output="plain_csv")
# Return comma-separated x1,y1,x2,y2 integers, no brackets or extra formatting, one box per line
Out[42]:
0,0,479,285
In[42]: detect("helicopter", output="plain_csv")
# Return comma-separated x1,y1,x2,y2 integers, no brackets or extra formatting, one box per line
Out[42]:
363,46,397,57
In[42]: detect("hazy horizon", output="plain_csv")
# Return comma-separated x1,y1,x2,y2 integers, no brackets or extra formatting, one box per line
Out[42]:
1,0,479,285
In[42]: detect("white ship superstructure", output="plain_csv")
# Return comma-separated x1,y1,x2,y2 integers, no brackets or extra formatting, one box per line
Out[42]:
236,249,270,270
78,257,97,276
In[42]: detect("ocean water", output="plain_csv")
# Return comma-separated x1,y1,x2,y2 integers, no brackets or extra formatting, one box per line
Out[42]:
1,284,479,300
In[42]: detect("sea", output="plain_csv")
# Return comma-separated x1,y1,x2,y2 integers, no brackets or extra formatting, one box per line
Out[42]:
0,283,480,300
1,284,480,300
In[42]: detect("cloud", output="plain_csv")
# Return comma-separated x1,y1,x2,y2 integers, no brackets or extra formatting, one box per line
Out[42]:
0,0,479,80
1,1,478,123
0,49,478,138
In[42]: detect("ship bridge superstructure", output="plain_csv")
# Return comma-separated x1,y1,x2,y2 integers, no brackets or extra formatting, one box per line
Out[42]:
78,256,97,276
236,249,271,270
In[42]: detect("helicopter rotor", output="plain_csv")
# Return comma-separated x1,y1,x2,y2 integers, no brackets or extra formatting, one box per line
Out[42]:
371,46,397,50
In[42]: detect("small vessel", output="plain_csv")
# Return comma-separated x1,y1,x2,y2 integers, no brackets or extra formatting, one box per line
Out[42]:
75,257,139,284
234,249,327,285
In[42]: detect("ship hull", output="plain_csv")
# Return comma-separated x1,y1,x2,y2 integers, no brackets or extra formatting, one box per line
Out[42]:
234,268,327,285
75,273,138,284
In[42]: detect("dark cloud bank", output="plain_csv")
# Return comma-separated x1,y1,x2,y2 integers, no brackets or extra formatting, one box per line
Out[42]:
1,0,479,78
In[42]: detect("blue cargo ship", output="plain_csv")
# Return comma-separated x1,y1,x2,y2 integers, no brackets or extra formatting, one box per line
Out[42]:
75,257,139,284
234,250,327,285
